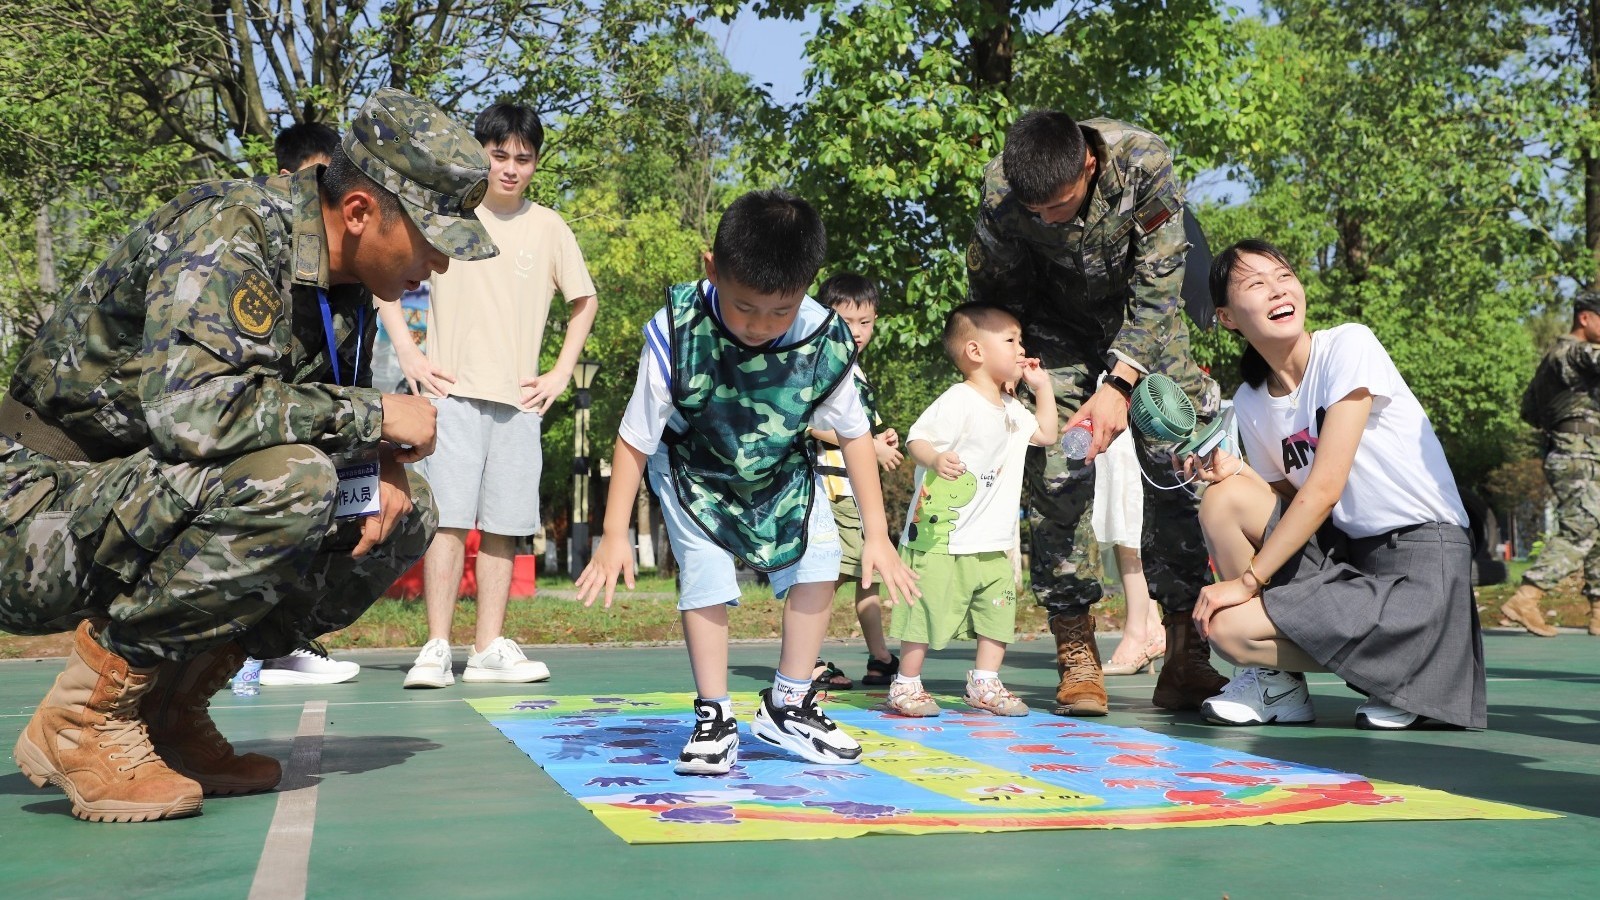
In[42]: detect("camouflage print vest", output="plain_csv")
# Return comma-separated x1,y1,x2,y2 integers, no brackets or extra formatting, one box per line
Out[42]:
663,282,856,571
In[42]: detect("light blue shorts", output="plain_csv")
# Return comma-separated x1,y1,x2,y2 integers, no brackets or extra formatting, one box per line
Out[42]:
646,450,841,611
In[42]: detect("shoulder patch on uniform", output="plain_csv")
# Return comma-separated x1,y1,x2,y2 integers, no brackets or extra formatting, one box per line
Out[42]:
1134,193,1180,236
230,271,281,339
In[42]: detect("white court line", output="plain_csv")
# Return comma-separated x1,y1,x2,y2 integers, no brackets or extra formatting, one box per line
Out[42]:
249,700,327,900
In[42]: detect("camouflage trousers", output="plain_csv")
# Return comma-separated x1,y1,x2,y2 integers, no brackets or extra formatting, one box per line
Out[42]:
1522,452,1600,601
0,440,436,666
1023,358,1217,618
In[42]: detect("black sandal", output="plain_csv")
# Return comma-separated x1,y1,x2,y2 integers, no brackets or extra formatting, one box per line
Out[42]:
811,658,854,691
861,652,899,686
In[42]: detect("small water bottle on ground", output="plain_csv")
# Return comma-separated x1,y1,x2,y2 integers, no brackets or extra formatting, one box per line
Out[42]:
232,657,262,697
1061,418,1094,460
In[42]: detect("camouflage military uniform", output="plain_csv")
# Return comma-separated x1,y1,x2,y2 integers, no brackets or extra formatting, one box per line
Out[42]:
967,119,1217,618
1519,333,1600,602
0,89,496,668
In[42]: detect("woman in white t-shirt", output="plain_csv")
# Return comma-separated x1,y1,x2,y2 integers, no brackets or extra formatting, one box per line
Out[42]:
1186,238,1486,731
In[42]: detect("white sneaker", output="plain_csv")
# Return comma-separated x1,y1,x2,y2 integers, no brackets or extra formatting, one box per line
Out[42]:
403,638,455,689
751,688,862,765
1200,666,1315,725
1354,698,1424,730
259,645,360,686
675,699,740,776
462,637,550,684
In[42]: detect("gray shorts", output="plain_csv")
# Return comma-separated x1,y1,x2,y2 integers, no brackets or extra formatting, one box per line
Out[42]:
418,394,542,535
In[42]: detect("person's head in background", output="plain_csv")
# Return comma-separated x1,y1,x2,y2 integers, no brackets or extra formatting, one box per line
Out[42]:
473,103,544,213
703,189,827,348
817,273,880,355
275,122,341,175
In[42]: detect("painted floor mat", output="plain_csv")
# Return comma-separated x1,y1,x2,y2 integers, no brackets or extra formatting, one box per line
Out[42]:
469,693,1554,844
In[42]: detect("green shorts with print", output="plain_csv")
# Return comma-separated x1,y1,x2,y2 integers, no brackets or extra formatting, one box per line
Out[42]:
831,495,866,579
889,547,1016,650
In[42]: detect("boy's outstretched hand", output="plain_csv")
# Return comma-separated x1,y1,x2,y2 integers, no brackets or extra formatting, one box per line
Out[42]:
575,532,636,608
860,533,920,607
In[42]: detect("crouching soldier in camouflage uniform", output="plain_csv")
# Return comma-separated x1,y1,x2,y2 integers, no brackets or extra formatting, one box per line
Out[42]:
966,109,1228,716
1503,290,1600,637
1,88,494,822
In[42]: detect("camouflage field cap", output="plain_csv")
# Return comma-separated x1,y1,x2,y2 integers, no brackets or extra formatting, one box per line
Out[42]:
1577,290,1600,315
345,87,497,261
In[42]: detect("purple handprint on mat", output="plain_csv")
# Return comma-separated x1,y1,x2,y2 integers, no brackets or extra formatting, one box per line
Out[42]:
802,801,901,819
739,784,817,800
792,769,867,781
585,776,663,787
610,752,670,766
657,806,738,825
512,700,558,710
630,792,701,805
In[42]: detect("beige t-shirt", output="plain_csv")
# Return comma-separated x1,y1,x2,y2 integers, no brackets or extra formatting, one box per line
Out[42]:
426,200,596,408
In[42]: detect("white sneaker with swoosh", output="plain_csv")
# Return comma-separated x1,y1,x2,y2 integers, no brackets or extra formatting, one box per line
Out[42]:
1200,666,1315,725
751,688,862,765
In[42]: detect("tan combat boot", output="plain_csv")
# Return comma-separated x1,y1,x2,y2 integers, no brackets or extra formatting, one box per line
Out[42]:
1152,611,1230,711
146,642,282,795
13,620,203,823
1588,600,1600,637
1050,611,1108,717
1500,584,1559,637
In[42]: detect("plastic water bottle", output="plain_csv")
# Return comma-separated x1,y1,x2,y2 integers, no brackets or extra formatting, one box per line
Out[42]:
232,657,262,697
1061,418,1094,460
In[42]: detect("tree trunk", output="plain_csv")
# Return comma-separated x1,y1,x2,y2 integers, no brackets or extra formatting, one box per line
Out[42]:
968,0,1014,89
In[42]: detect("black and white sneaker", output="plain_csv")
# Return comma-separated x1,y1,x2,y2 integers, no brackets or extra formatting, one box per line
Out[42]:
675,699,740,776
751,687,862,765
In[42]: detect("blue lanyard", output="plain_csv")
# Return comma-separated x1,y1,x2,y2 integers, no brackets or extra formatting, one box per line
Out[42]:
318,289,364,387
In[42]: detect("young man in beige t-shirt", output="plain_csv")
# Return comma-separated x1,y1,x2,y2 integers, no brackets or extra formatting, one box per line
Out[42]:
379,104,598,688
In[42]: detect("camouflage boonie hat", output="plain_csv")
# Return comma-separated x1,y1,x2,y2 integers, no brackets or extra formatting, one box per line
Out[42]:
1576,290,1600,315
345,87,497,261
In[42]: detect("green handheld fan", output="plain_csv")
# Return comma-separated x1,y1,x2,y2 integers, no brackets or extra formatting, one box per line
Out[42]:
1130,373,1230,456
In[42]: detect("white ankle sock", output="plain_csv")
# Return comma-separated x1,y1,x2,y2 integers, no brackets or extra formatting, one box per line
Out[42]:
892,673,923,690
773,672,811,707
969,669,998,682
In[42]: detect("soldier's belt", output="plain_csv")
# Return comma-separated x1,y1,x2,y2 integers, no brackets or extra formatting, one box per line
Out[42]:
1552,420,1600,436
0,394,98,463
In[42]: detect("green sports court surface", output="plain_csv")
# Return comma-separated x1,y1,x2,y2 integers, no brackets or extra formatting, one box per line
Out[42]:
2,627,1597,898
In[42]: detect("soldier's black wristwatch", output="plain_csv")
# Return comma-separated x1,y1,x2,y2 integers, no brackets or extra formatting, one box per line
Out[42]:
1102,373,1135,400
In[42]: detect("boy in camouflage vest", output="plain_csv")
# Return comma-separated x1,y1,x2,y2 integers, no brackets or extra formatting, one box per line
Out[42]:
1504,289,1600,636
576,191,919,775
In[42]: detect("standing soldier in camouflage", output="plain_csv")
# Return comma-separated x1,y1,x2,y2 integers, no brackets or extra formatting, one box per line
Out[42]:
0,87,494,823
965,109,1228,716
1504,290,1600,637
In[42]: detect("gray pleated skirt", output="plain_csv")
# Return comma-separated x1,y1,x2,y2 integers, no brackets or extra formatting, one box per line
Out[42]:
1260,504,1487,729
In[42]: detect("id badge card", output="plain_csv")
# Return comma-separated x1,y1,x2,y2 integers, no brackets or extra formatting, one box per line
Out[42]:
333,453,381,518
